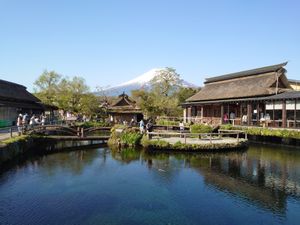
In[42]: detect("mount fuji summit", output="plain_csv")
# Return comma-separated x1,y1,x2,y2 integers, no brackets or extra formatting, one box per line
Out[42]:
100,68,197,96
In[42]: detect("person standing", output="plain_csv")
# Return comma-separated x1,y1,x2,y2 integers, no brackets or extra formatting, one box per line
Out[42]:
146,119,153,139
22,113,28,131
17,114,23,136
179,121,184,138
139,119,145,134
29,115,35,128
41,115,46,126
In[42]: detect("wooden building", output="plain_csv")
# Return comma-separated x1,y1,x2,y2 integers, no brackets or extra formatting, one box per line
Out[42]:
107,93,143,124
183,62,300,128
0,79,44,126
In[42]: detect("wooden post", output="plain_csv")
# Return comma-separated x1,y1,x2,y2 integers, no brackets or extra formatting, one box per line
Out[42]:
77,127,80,137
220,104,224,124
273,100,275,127
245,132,248,140
209,134,212,144
184,134,186,144
10,127,13,138
81,128,84,137
257,103,260,125
240,103,243,125
187,107,192,123
237,133,239,143
247,102,252,126
294,99,297,128
200,106,204,121
282,100,287,128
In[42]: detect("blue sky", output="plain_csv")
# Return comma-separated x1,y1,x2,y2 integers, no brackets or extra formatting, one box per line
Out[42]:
0,0,299,92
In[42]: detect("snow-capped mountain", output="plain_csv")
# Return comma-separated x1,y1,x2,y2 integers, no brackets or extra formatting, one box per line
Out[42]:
98,68,197,96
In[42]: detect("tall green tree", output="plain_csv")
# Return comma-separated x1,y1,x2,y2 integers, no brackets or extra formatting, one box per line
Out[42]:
34,71,101,117
151,67,182,97
132,67,197,118
33,70,61,105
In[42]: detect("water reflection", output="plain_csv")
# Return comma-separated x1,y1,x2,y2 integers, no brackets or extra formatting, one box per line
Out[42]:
110,145,300,214
1,143,300,224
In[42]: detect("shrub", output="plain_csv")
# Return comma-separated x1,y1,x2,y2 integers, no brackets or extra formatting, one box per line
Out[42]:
156,119,179,126
220,124,234,130
190,124,213,134
120,132,143,146
108,125,142,147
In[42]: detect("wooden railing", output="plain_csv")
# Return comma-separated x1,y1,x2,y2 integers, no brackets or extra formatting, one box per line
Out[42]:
148,130,246,144
0,124,112,140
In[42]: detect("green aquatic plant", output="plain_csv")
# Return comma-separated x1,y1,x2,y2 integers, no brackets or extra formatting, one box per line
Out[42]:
108,125,142,147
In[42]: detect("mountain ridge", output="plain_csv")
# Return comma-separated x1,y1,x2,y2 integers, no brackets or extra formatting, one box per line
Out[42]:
96,68,198,96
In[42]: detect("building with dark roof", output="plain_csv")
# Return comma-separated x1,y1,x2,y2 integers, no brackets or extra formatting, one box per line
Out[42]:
183,62,300,128
0,79,44,126
107,93,143,124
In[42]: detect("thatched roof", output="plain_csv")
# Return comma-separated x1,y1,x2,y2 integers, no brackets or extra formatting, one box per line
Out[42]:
0,79,41,102
111,93,136,107
204,62,287,84
108,93,142,113
0,79,43,110
187,63,291,102
264,90,300,100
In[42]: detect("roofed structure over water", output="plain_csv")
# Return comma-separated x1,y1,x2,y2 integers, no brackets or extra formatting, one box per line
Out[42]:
107,93,143,124
183,62,300,128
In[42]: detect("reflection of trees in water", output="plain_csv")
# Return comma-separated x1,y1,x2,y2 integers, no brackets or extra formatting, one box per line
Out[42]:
110,147,141,164
3,144,299,215
114,146,300,214
141,151,185,184
23,148,107,176
184,145,300,214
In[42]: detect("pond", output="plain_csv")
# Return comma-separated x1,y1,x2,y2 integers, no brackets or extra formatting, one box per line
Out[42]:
1,144,300,225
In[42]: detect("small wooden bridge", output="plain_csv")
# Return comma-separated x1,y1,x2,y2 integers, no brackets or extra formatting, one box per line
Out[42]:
23,125,111,141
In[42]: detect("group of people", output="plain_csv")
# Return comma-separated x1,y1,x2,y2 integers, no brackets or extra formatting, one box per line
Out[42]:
139,119,153,134
16,113,46,134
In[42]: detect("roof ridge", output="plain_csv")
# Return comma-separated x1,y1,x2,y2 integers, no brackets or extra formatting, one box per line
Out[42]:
0,79,26,88
204,62,288,84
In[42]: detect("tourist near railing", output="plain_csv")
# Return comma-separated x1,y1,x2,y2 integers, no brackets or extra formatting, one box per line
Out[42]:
147,130,246,145
0,123,111,140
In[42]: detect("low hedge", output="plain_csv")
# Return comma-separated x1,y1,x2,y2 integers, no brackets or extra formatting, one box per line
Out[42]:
190,124,213,134
219,125,300,139
156,119,179,126
141,138,247,151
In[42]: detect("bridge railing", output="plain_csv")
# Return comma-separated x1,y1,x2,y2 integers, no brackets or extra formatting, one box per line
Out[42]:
0,126,20,140
0,122,112,140
148,130,246,144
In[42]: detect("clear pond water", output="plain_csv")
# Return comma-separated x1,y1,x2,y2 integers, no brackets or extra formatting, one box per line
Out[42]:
1,144,300,225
